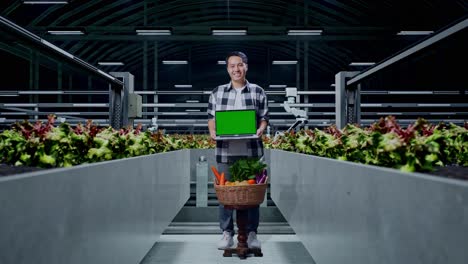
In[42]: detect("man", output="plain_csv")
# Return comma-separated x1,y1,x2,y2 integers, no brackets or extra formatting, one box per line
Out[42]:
207,51,269,250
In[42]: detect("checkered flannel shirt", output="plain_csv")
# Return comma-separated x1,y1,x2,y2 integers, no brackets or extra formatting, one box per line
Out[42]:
207,81,269,163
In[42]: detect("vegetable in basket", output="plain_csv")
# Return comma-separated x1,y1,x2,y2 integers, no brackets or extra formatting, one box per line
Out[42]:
229,158,267,183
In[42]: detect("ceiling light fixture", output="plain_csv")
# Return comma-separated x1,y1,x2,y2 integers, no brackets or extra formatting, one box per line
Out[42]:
272,61,298,65
397,31,434,35
269,85,287,88
212,29,247,35
23,0,68,4
136,29,171,35
174,85,192,88
162,60,188,64
349,62,376,66
287,29,322,35
98,62,124,66
47,30,84,35
18,91,64,94
217,60,226,65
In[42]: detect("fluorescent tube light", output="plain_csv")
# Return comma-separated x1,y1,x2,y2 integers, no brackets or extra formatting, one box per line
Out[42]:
0,95,19,97
430,112,456,115
47,30,84,35
388,91,432,94
18,91,64,94
397,31,434,35
417,104,451,107
330,84,336,87
217,61,226,65
186,100,199,103
162,60,188,64
56,112,80,115
377,112,402,115
268,100,275,103
287,29,322,35
361,103,383,107
98,62,124,66
136,29,171,35
72,103,107,107
185,109,201,112
212,29,247,35
23,1,68,4
176,119,196,122
272,61,298,65
0,112,27,115
151,103,176,107
174,85,192,88
269,85,287,88
162,112,188,115
3,103,37,107
349,62,375,66
134,91,156,94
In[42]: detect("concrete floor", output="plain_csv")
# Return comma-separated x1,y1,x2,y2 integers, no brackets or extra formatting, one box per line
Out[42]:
141,234,317,264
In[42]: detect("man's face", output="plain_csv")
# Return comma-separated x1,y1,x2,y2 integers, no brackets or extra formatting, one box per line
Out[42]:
227,56,247,82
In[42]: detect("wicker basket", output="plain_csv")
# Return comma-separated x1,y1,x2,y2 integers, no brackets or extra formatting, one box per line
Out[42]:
214,183,268,206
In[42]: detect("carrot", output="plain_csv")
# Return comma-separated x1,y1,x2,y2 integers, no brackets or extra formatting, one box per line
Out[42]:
211,166,221,182
220,172,225,185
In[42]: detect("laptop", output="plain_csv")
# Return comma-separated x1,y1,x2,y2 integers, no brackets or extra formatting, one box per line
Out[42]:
215,109,259,140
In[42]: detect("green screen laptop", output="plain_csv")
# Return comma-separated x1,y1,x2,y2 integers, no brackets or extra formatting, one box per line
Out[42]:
215,110,259,140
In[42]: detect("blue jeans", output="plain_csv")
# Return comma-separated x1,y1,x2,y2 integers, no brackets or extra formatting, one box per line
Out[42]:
217,162,260,235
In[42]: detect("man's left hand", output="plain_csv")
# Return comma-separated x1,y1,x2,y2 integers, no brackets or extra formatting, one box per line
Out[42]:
256,127,265,137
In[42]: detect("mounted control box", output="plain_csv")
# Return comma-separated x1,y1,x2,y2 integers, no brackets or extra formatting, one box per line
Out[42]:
128,93,142,118
285,87,297,98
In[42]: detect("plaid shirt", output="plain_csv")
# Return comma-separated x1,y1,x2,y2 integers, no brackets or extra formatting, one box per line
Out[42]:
207,81,269,163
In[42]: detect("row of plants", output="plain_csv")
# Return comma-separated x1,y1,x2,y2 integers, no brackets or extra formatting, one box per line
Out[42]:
0,115,214,168
264,116,467,172
0,115,466,173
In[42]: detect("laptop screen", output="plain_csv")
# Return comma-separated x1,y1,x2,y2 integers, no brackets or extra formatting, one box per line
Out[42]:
215,110,257,136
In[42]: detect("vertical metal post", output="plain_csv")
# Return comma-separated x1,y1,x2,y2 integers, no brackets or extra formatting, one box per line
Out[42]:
154,41,159,120
87,76,92,104
355,83,361,125
346,83,361,125
33,52,39,121
196,156,208,207
335,71,359,129
34,107,38,121
108,83,123,129
109,72,134,129
143,41,148,119
29,50,34,120
304,40,309,129
296,41,300,91
57,62,62,103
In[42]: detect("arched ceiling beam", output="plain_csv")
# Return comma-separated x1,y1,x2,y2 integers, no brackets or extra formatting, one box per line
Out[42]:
89,2,144,26
49,1,103,26
68,0,136,27
1,1,21,17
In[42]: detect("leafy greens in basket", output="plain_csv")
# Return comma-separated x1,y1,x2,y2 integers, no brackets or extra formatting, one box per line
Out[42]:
229,158,267,183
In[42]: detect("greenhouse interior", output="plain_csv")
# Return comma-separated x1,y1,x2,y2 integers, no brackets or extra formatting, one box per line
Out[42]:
0,1,467,264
